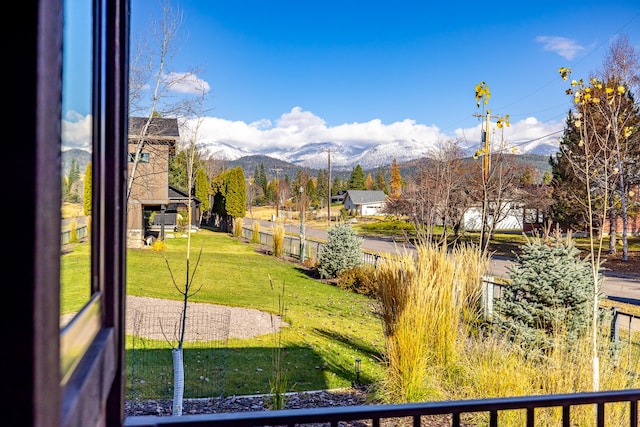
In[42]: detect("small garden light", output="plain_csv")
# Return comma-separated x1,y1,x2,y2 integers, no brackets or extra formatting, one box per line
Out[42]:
355,358,361,384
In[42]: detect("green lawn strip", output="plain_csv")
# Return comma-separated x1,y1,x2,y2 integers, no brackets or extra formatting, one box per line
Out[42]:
61,242,92,314
64,229,386,398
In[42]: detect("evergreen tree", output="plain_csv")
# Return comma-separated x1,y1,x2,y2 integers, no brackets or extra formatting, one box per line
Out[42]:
305,178,317,209
375,170,388,194
316,169,328,206
195,167,210,221
347,164,366,190
549,112,592,230
68,158,80,188
169,148,204,191
317,223,363,279
83,161,92,216
258,163,268,194
496,231,597,352
211,166,246,231
332,175,345,195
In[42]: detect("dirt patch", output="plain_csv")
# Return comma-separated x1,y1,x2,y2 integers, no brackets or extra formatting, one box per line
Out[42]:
600,251,640,277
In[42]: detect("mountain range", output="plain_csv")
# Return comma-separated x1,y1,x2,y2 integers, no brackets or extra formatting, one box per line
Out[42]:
199,135,560,172
63,136,557,181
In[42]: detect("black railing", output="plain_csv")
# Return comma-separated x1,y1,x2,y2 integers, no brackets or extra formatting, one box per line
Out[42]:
125,389,639,426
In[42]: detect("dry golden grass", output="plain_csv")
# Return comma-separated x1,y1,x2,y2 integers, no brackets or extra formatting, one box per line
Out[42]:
233,217,243,237
251,221,260,243
62,202,84,219
374,241,638,425
272,223,284,257
376,243,490,403
247,205,343,229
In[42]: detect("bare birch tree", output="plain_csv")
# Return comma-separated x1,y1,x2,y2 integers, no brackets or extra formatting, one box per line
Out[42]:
558,66,635,392
597,34,640,261
127,0,205,202
162,79,211,416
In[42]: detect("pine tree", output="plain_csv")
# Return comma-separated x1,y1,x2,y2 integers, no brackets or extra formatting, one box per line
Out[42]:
195,167,210,220
258,163,268,194
318,223,363,279
375,171,388,194
496,231,597,352
316,169,327,207
347,164,366,190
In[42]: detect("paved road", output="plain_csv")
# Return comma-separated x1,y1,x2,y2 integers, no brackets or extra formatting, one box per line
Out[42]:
247,219,640,305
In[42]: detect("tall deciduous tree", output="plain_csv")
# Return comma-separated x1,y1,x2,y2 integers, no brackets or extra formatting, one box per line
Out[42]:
557,64,638,391
365,173,374,190
597,34,640,260
389,158,402,198
83,161,92,216
127,0,205,202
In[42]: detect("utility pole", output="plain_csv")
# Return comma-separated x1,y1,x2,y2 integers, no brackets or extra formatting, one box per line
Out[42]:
299,185,305,262
473,110,499,251
271,168,282,221
324,149,332,227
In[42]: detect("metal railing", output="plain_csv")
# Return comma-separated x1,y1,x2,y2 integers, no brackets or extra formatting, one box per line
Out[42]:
125,389,639,426
61,224,89,245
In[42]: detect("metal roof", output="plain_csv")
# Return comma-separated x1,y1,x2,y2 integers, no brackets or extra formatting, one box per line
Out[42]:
344,190,387,204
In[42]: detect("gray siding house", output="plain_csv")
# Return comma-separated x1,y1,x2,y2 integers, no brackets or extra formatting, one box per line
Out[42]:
343,190,388,216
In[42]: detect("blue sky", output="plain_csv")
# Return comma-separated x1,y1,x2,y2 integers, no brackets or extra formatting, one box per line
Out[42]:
63,0,640,155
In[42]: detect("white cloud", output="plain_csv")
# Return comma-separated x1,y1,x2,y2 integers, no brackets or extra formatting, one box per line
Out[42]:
62,111,92,151
454,116,563,155
536,35,585,60
192,107,561,155
193,107,442,151
164,72,211,94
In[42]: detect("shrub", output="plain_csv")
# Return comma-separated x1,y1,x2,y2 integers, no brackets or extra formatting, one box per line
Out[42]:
151,239,167,252
495,231,596,352
175,212,189,232
317,222,363,279
337,265,378,297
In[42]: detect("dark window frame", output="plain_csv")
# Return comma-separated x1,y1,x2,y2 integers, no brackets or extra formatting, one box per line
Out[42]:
10,1,129,427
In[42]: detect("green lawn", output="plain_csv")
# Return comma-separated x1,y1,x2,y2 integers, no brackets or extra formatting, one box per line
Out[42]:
62,228,385,399
61,224,639,401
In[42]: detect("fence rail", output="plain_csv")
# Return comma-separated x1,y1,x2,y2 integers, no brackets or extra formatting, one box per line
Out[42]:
242,225,640,337
124,226,640,427
61,225,89,245
125,389,639,427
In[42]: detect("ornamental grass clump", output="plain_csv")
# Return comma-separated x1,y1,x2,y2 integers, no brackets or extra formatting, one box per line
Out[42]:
251,220,260,243
272,223,284,257
376,243,488,403
233,218,243,238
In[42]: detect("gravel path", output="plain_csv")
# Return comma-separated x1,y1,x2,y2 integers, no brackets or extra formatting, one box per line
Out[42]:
126,295,288,340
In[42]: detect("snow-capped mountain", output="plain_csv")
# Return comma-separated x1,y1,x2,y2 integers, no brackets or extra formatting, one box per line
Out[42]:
197,135,559,170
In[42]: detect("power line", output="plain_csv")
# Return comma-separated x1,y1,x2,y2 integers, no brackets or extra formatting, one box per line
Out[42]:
446,12,640,136
493,12,640,117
